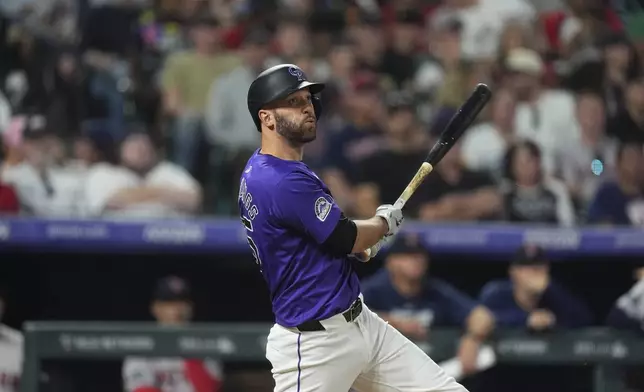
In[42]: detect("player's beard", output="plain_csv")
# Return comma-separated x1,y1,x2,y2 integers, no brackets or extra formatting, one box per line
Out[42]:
275,113,316,145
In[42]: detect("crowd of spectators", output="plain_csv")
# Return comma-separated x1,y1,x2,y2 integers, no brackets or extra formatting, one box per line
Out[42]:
0,0,643,225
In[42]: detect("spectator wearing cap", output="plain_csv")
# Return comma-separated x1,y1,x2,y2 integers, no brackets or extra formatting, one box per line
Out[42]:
353,92,429,218
500,140,576,226
1,116,85,216
479,245,592,329
204,29,269,211
362,234,495,375
607,76,644,144
505,47,579,174
587,141,644,226
161,14,241,175
319,71,384,216
461,87,518,176
123,276,223,392
84,131,202,218
416,112,501,222
477,245,592,392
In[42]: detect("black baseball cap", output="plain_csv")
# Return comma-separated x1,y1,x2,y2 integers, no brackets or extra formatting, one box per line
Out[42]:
153,276,191,302
387,233,426,256
512,244,549,266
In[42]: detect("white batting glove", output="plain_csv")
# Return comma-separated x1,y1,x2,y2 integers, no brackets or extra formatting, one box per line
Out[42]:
375,204,404,236
352,236,392,263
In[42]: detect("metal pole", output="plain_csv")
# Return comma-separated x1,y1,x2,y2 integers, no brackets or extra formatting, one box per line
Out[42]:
593,364,625,392
21,328,40,392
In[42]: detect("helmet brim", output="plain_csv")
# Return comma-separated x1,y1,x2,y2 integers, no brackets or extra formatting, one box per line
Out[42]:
298,81,325,94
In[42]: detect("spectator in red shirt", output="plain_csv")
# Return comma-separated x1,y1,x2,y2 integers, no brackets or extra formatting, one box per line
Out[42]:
0,182,19,214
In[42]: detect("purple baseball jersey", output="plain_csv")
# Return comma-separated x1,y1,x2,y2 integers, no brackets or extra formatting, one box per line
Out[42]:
238,150,361,327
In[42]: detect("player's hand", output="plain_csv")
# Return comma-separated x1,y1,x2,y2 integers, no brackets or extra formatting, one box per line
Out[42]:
375,204,404,236
527,309,556,330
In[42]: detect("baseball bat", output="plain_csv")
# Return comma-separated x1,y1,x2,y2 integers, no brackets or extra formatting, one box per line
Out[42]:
363,84,492,259
393,83,493,210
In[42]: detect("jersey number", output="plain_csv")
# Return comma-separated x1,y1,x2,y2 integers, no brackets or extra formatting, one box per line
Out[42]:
241,216,262,268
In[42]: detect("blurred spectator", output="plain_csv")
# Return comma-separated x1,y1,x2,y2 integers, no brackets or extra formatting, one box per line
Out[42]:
361,234,495,374
0,290,21,392
504,47,578,173
598,33,641,118
123,276,223,392
587,141,644,226
0,89,9,134
554,91,617,211
417,118,501,222
0,181,19,214
354,92,428,217
480,244,593,328
461,87,517,175
205,28,268,154
0,116,85,217
268,13,309,65
558,0,617,57
413,19,460,101
84,131,202,218
380,10,424,90
607,76,644,143
500,140,575,225
161,15,241,174
321,72,384,214
431,0,536,61
45,50,85,138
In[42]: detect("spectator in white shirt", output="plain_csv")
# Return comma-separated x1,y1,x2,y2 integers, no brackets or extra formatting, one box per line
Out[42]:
501,140,576,226
504,48,579,174
461,87,517,176
84,131,202,218
431,0,535,61
554,91,617,210
1,116,85,217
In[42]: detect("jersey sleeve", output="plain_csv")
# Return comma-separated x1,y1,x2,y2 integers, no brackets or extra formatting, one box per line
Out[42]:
274,170,343,244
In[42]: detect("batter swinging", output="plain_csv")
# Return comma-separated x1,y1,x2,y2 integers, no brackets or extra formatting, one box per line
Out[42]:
239,64,468,392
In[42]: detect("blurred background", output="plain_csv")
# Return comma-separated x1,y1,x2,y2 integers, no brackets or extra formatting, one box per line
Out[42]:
1,0,644,391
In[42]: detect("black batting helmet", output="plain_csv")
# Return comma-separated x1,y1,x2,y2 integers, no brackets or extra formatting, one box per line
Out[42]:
247,64,325,131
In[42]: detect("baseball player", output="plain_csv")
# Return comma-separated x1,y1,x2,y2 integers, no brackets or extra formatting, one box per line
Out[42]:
239,63,467,392
123,277,223,392
0,292,21,392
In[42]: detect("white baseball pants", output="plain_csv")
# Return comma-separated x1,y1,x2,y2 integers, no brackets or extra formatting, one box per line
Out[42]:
266,299,469,392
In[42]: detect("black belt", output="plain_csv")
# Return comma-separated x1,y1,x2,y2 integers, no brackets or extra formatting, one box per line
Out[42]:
294,297,363,332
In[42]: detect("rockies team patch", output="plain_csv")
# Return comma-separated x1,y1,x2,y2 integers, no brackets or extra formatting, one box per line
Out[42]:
314,197,332,222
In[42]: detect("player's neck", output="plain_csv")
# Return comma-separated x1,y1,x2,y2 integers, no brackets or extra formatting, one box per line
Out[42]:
260,138,304,161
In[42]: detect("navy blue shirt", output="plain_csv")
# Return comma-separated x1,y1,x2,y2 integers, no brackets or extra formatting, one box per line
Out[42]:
238,150,360,327
362,269,476,328
479,279,593,327
587,181,644,225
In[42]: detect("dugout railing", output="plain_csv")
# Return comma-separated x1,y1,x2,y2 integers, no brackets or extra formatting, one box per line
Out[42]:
21,322,643,392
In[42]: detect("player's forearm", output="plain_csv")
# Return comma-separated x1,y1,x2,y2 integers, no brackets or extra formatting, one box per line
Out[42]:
351,216,388,253
465,306,495,340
